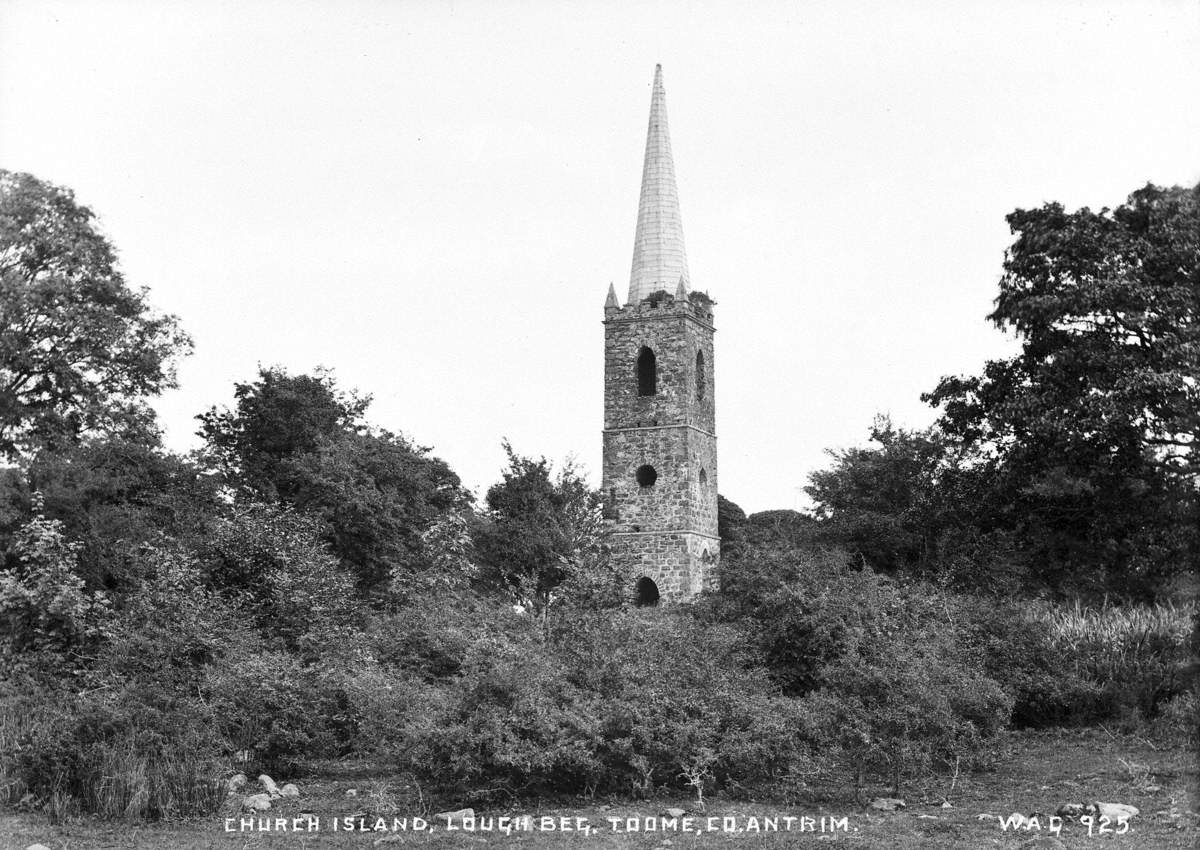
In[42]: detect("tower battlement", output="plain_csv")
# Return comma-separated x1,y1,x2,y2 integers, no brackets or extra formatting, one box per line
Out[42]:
604,290,715,326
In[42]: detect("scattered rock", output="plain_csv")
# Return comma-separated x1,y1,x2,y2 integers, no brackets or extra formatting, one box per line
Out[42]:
869,797,906,811
279,783,300,798
662,807,687,818
916,814,939,820
227,773,248,793
15,792,36,811
1093,802,1138,820
242,793,272,812
1055,803,1086,818
1019,837,1066,850
25,844,53,850
941,801,953,809
1144,784,1162,793
434,807,475,824
344,788,359,797
977,813,997,821
258,773,281,798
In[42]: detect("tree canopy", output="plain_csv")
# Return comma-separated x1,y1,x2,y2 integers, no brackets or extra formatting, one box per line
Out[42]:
0,171,190,458
198,366,467,593
923,182,1198,597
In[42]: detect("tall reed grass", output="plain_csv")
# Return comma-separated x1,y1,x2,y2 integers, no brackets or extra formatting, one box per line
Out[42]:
1029,600,1194,720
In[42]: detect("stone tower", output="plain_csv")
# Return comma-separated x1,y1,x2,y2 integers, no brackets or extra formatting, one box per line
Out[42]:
601,65,719,604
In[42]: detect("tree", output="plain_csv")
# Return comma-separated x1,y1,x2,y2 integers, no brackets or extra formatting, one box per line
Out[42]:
472,443,603,612
14,435,221,592
197,366,369,496
805,417,952,575
0,171,190,458
926,183,1199,597
199,367,467,593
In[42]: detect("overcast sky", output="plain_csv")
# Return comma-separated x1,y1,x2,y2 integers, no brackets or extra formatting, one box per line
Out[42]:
2,0,1197,513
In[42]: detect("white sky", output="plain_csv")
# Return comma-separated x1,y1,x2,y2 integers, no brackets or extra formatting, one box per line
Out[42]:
2,0,1197,513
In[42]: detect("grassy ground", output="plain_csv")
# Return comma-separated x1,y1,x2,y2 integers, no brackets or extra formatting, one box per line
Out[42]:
2,728,1196,850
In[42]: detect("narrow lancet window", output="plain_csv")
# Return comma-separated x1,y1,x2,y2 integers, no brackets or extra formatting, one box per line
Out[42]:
637,346,657,396
695,349,706,401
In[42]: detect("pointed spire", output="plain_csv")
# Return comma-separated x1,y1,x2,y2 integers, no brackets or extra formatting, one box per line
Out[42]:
674,274,688,300
605,281,620,309
628,64,690,304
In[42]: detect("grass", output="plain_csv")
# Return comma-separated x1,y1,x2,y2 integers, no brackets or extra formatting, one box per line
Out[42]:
2,727,1196,849
1029,599,1195,720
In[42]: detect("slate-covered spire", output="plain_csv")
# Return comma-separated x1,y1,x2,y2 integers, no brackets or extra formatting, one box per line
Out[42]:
628,64,690,304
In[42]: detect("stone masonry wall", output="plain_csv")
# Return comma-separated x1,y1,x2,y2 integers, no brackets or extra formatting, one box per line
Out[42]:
601,291,719,600
605,531,718,600
602,295,715,434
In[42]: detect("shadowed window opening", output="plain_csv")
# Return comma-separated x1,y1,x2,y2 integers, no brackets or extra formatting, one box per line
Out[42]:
636,465,658,487
637,347,657,396
634,577,660,607
698,468,708,487
696,350,706,401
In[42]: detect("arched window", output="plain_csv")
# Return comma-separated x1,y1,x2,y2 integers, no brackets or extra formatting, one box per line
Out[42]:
695,349,706,401
634,576,660,607
698,468,708,487
636,464,658,487
636,347,657,396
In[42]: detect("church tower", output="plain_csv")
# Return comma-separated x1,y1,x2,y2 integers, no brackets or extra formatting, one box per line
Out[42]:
602,65,719,604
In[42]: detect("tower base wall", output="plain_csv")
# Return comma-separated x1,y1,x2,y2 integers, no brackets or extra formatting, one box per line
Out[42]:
606,530,719,602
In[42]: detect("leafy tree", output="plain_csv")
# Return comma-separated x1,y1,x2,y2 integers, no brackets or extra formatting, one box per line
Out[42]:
10,435,221,592
199,367,467,593
0,170,190,458
800,417,1018,587
196,502,357,654
926,183,1199,597
0,509,110,663
197,366,369,495
473,443,603,612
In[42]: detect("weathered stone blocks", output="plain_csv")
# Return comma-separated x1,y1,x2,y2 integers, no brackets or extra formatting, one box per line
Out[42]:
602,290,719,601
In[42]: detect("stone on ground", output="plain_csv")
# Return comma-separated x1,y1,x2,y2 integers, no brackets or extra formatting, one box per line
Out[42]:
434,807,475,823
279,783,300,798
258,773,282,798
1094,802,1138,819
868,797,905,811
242,793,272,811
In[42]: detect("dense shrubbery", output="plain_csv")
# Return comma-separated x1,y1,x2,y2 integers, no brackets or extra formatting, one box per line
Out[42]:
352,602,812,802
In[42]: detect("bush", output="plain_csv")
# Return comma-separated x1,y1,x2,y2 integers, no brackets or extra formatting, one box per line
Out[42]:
0,678,225,821
706,546,1012,794
203,646,335,777
1150,689,1199,747
954,596,1102,727
359,604,812,803
3,548,239,819
554,609,812,799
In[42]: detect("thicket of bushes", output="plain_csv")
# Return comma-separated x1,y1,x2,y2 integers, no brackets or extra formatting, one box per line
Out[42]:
5,484,1191,818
